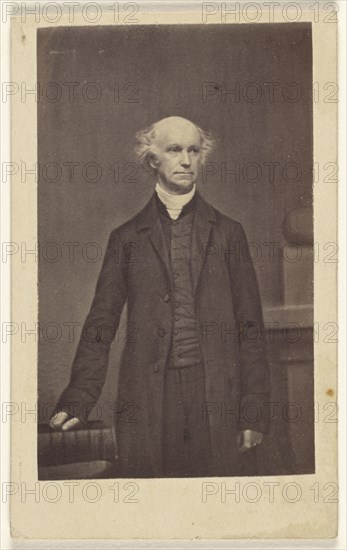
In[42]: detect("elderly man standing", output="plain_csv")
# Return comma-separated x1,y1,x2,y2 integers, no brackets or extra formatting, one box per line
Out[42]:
50,116,270,477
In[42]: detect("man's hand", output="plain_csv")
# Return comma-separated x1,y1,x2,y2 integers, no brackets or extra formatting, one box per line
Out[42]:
49,411,82,431
237,429,263,453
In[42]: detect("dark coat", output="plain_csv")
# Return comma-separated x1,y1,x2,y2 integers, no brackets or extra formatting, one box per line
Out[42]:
57,192,270,476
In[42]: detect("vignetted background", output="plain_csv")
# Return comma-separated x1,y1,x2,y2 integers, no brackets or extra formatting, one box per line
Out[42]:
38,24,313,472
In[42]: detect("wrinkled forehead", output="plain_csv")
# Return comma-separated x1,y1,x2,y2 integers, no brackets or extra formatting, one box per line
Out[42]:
154,120,201,148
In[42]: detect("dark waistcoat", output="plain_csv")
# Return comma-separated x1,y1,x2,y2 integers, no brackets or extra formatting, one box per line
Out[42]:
157,196,204,369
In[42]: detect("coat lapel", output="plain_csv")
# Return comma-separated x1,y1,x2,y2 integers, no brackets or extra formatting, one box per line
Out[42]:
136,194,171,281
191,192,218,293
148,217,171,278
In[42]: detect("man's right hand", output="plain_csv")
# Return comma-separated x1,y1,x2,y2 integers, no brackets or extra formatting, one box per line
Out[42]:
49,411,82,431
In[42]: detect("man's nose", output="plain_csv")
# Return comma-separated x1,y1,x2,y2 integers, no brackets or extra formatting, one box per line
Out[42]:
180,151,191,166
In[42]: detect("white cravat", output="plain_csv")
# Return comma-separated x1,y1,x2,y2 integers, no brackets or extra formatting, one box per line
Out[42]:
155,183,196,220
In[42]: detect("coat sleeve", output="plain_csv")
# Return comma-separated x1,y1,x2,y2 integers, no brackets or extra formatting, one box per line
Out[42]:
228,222,271,434
53,229,128,424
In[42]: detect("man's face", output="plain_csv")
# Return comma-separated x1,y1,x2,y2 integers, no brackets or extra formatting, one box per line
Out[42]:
149,119,202,194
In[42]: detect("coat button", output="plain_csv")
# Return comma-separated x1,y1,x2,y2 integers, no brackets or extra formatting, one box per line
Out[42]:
157,328,166,337
163,294,170,302
154,364,160,373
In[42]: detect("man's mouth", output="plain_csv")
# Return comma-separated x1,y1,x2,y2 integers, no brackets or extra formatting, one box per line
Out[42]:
174,172,193,175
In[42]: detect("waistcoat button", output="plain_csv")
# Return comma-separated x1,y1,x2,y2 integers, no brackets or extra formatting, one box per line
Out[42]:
157,328,166,337
163,294,170,302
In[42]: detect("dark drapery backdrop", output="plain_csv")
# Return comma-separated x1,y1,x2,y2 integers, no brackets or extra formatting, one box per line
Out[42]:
38,24,312,427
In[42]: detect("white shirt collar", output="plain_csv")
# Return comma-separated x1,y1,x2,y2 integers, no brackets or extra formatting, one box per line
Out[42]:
155,182,196,220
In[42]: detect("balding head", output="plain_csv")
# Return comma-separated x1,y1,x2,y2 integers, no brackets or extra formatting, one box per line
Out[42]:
154,116,200,141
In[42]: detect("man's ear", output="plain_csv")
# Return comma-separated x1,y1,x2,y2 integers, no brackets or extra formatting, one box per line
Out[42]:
148,153,159,170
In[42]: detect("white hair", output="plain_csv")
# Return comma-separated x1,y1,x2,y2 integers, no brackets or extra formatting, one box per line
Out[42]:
135,118,215,166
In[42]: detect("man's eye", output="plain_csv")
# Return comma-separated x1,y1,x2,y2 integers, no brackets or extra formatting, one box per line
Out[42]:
169,147,180,153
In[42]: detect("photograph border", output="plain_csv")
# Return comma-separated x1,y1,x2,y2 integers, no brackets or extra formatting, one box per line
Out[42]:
8,3,338,540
